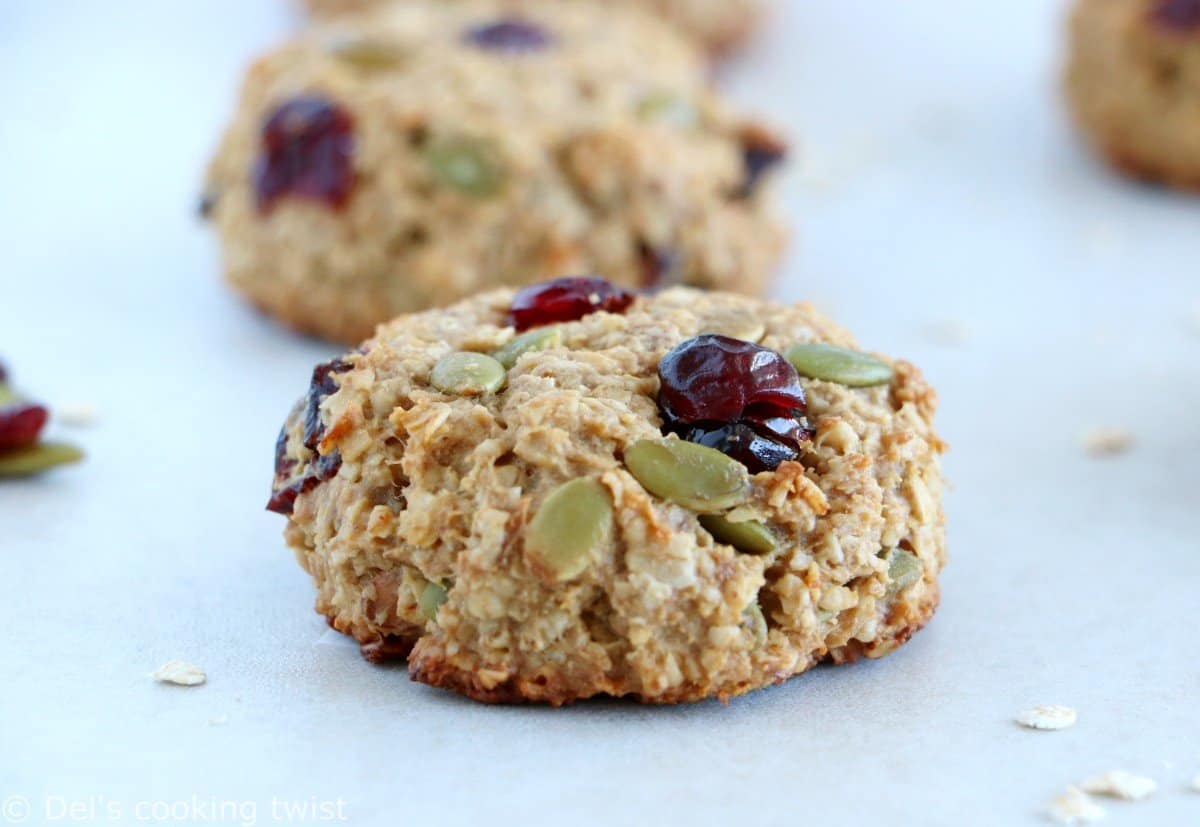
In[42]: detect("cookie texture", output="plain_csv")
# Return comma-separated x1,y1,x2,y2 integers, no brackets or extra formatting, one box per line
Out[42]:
1066,0,1200,189
271,284,946,705
300,0,764,56
205,0,786,343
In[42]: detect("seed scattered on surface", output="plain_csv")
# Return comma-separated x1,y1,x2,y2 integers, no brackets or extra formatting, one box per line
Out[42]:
0,442,84,478
56,404,98,427
784,343,894,388
425,134,507,197
699,514,777,555
493,326,563,369
624,439,749,512
1081,427,1133,457
327,37,408,69
886,548,923,592
525,478,613,582
419,581,448,621
1015,704,1077,731
430,352,506,395
1047,787,1105,825
152,661,206,687
742,602,768,649
1081,771,1157,801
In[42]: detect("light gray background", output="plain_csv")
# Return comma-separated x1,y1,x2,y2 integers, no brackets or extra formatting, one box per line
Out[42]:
1,1,1197,825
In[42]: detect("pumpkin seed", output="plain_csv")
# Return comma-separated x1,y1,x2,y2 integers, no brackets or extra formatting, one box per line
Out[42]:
0,442,84,478
784,343,894,387
493,326,562,369
419,580,448,621
327,37,408,70
0,383,16,406
624,439,748,512
699,514,777,555
525,478,612,582
430,352,505,395
425,135,506,197
886,548,923,592
634,91,698,128
742,602,768,649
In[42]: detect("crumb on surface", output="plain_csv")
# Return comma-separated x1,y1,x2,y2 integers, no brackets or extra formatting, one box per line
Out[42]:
1081,771,1157,801
1016,704,1077,731
1081,427,1133,457
1047,787,1105,825
152,660,206,687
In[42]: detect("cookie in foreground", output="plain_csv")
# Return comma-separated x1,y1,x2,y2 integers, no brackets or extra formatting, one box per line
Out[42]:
300,0,766,57
1065,0,1200,190
269,278,946,704
204,0,787,343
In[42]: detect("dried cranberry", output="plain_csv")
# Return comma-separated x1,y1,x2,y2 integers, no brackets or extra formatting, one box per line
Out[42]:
1152,0,1200,29
656,335,812,473
737,126,787,198
267,450,342,516
465,19,553,53
508,276,635,331
637,242,678,291
0,403,48,451
303,358,350,450
254,96,356,214
658,335,805,424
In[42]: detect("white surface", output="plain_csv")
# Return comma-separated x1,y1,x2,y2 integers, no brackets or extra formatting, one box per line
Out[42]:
1,2,1198,825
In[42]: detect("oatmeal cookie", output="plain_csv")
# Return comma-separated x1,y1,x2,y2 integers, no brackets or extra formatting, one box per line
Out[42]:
269,278,946,705
300,0,764,57
204,0,787,343
1066,0,1200,189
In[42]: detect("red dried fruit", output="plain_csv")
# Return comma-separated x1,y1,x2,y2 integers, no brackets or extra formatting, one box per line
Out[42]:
737,125,787,198
303,358,350,450
1152,0,1200,29
637,242,678,291
508,276,635,331
465,19,553,53
658,335,806,424
267,451,342,516
0,404,49,452
254,96,356,214
657,335,812,473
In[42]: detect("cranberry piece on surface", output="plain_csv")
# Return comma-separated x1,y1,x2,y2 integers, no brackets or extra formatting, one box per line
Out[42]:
736,125,787,198
658,335,806,425
508,276,635,331
0,404,48,451
303,358,350,450
267,450,342,516
683,422,801,475
1152,0,1200,29
465,19,553,53
254,96,356,214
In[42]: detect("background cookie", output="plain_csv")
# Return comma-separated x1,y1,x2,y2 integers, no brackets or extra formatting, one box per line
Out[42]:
205,0,787,342
1066,0,1200,189
300,0,765,57
270,280,946,704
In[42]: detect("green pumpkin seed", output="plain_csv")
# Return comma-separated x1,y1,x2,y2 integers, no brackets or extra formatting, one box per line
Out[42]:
624,439,748,512
493,326,562,369
327,37,408,70
0,383,17,406
742,602,768,649
0,442,84,478
886,548,923,592
634,91,698,129
425,135,507,197
699,514,777,555
784,343,894,388
430,352,506,396
419,580,448,621
525,478,613,582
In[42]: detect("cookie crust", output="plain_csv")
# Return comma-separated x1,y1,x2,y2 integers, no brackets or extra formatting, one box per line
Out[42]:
206,0,786,343
1066,0,1200,190
274,286,946,705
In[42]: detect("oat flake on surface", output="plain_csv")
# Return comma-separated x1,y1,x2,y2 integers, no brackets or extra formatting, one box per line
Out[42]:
1016,704,1077,731
152,660,206,686
1080,771,1156,801
1047,787,1106,825
1081,427,1133,457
